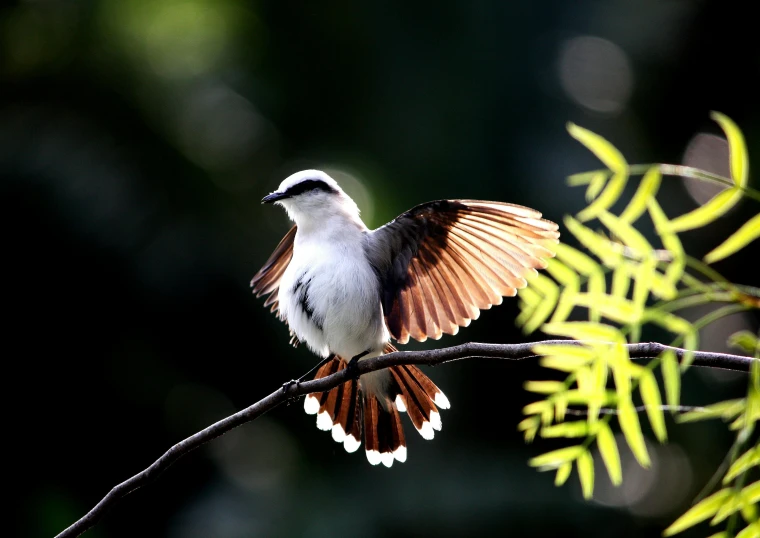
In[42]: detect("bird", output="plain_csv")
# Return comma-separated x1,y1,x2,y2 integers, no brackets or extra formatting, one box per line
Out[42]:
251,170,559,467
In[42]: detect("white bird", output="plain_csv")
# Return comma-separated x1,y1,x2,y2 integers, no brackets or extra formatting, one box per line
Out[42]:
252,170,559,467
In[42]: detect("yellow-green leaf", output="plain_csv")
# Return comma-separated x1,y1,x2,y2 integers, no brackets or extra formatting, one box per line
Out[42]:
572,293,640,324
612,266,630,299
542,322,624,343
711,111,749,187
541,355,594,372
676,398,746,423
648,199,685,285
577,450,595,499
517,285,541,307
597,423,622,485
743,480,760,505
704,213,760,264
567,123,627,173
517,416,541,442
555,462,572,486
533,343,597,360
728,330,760,355
524,381,565,394
586,172,608,202
555,394,568,422
618,399,651,467
620,167,662,223
564,216,622,267
599,210,653,255
724,446,760,484
554,242,602,275
568,170,610,186
661,350,681,408
529,445,585,469
540,422,589,438
577,171,630,223
666,187,742,233
522,273,560,333
632,258,656,313
706,532,729,538
735,522,760,538
640,370,667,442
682,330,699,369
663,488,733,536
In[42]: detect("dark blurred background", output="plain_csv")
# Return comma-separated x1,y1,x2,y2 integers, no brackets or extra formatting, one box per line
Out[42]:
4,1,758,537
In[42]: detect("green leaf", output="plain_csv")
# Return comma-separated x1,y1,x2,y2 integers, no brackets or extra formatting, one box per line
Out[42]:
529,445,585,470
586,172,608,202
661,350,681,408
567,123,627,173
618,399,651,467
640,370,667,442
676,398,746,423
663,488,733,536
728,330,760,355
524,380,565,394
711,111,749,187
724,446,760,484
597,423,622,485
555,462,572,486
577,450,595,499
704,213,760,264
620,167,662,223
666,187,742,233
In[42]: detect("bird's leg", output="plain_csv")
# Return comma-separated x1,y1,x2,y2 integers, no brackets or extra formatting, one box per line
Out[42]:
281,356,334,398
346,350,370,380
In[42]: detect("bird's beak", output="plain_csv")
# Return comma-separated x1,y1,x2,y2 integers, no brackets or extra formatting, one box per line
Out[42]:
262,191,287,204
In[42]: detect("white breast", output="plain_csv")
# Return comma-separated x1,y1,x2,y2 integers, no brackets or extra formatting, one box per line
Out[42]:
278,228,389,361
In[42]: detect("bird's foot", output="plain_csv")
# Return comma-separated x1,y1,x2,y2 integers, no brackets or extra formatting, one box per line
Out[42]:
346,350,370,379
281,379,300,404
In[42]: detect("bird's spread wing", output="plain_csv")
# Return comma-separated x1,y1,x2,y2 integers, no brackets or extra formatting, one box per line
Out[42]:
251,225,300,345
367,200,560,344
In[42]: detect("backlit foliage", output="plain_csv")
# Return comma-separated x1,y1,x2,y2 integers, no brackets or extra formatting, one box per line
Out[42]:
517,113,759,537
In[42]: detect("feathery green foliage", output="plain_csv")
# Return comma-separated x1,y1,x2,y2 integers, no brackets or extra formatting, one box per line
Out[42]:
518,113,760,537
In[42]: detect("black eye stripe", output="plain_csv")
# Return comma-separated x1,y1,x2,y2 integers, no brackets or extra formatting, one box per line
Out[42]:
283,179,336,197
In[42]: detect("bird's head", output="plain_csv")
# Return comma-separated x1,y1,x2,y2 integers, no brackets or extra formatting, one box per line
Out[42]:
262,170,361,228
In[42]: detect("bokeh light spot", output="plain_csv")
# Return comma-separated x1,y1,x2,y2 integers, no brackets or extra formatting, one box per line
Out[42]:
559,36,633,115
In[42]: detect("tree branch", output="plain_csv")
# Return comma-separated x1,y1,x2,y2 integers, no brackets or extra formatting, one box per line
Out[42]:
55,340,755,538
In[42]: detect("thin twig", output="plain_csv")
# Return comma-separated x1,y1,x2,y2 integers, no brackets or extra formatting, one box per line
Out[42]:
55,340,756,538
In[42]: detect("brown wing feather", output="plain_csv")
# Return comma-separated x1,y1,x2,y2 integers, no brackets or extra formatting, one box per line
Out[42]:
370,200,559,344
251,225,297,319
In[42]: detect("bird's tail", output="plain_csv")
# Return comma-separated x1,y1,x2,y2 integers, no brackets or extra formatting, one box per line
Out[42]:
303,343,450,467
